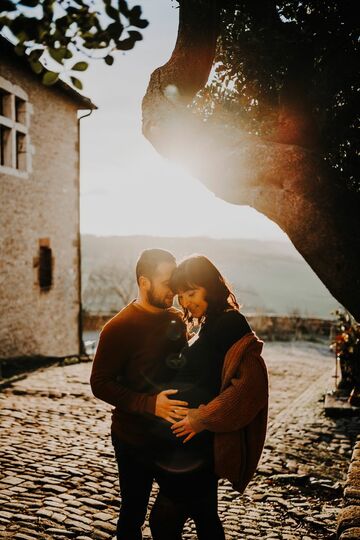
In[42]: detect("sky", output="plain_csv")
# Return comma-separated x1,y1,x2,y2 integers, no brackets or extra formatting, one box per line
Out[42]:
79,0,289,242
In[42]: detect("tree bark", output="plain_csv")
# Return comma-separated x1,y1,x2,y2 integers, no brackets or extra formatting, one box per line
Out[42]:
142,0,360,320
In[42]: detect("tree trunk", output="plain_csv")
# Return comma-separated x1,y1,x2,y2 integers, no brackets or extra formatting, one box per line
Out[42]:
142,0,360,320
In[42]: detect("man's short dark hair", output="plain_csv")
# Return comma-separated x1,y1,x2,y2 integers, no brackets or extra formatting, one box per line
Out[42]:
136,249,176,284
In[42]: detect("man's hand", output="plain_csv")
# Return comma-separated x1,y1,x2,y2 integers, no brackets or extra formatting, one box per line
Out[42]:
155,389,189,424
171,415,197,443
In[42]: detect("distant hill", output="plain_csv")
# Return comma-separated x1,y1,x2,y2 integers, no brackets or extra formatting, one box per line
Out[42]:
81,235,340,318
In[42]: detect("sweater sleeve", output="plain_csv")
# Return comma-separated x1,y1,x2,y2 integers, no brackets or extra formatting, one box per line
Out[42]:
187,353,268,433
90,323,157,415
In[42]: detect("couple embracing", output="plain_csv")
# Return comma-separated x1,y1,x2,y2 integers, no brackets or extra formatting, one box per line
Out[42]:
90,249,268,540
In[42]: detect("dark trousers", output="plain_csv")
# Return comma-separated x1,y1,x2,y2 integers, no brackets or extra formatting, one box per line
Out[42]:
112,434,225,540
150,465,225,540
111,434,154,540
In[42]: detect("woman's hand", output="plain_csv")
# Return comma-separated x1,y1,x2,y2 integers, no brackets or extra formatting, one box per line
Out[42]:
171,415,197,443
155,389,189,424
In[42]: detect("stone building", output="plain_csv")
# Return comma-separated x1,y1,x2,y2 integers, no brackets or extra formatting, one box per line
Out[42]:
0,37,96,360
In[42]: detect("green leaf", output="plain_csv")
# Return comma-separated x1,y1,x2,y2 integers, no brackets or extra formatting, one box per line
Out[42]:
105,4,120,21
118,0,129,16
71,61,88,71
128,5,141,20
107,20,123,40
42,71,59,86
30,59,43,74
132,18,148,29
43,0,54,16
49,47,67,64
128,5,148,29
128,30,142,41
29,48,43,62
19,0,39,7
70,76,83,90
38,26,49,40
116,38,133,50
15,43,26,56
0,0,17,12
55,15,69,30
105,54,114,65
0,15,10,29
15,30,28,43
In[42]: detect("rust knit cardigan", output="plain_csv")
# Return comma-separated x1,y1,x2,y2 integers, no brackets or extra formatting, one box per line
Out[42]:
187,331,269,494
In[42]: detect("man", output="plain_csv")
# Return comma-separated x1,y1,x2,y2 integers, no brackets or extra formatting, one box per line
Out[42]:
90,249,188,540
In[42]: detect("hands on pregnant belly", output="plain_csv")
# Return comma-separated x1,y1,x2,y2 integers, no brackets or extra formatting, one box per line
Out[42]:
168,384,213,444
152,381,213,446
155,388,189,424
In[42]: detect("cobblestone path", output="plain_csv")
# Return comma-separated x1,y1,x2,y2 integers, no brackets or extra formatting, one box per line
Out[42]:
1,342,359,540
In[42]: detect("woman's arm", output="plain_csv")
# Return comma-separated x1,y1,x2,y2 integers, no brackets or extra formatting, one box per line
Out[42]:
172,352,268,437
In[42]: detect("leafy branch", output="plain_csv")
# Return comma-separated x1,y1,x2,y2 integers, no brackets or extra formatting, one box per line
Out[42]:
0,0,148,89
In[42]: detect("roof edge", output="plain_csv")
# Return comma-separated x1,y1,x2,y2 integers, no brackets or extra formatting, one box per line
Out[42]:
0,36,97,110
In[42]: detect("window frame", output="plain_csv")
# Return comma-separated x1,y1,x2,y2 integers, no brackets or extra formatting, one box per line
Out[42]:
0,76,31,178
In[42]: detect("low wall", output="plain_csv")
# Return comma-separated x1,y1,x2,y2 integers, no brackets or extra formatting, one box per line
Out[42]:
247,314,332,341
83,312,333,341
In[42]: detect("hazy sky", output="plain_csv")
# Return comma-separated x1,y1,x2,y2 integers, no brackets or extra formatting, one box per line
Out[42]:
79,0,289,241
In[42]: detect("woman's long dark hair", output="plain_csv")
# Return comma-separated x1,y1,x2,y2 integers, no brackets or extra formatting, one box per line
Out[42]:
170,255,239,325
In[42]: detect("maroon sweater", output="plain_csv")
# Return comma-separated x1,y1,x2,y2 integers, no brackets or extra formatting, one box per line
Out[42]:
90,301,187,446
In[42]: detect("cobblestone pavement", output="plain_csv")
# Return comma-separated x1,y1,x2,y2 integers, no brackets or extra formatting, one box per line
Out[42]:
1,341,360,540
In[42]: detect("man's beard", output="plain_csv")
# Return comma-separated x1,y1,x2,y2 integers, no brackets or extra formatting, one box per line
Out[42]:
147,285,172,309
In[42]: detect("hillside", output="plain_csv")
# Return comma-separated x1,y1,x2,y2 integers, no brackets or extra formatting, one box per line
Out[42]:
81,235,340,318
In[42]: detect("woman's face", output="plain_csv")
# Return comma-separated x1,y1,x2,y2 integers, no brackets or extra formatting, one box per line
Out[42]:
178,287,208,319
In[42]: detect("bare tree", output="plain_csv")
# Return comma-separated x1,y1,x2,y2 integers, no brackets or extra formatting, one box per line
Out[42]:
83,262,137,315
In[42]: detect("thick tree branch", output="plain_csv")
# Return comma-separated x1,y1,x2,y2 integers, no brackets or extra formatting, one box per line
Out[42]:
142,0,219,137
142,0,360,320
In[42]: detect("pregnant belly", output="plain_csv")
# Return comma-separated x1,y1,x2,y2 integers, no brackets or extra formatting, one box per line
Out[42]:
149,381,215,453
170,381,216,409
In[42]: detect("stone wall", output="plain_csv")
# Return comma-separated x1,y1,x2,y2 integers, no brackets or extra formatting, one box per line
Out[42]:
248,313,333,341
337,435,360,539
0,58,81,358
83,312,333,341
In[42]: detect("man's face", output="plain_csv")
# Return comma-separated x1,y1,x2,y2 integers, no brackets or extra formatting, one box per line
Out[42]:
146,261,176,309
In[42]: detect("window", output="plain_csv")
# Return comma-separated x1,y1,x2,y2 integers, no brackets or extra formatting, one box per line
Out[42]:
0,88,12,118
0,125,11,167
16,132,26,170
38,240,53,291
0,78,30,176
15,96,26,123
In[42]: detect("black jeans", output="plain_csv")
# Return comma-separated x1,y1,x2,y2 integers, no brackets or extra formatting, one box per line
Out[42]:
112,434,225,540
111,433,154,540
150,464,225,540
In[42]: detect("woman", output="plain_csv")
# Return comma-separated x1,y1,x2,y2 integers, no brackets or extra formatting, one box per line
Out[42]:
149,255,268,540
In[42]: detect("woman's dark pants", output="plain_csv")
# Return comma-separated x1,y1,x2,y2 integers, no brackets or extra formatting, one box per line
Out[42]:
112,434,225,540
149,466,225,540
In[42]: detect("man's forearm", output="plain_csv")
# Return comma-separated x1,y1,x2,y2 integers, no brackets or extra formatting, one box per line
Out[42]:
90,373,157,415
